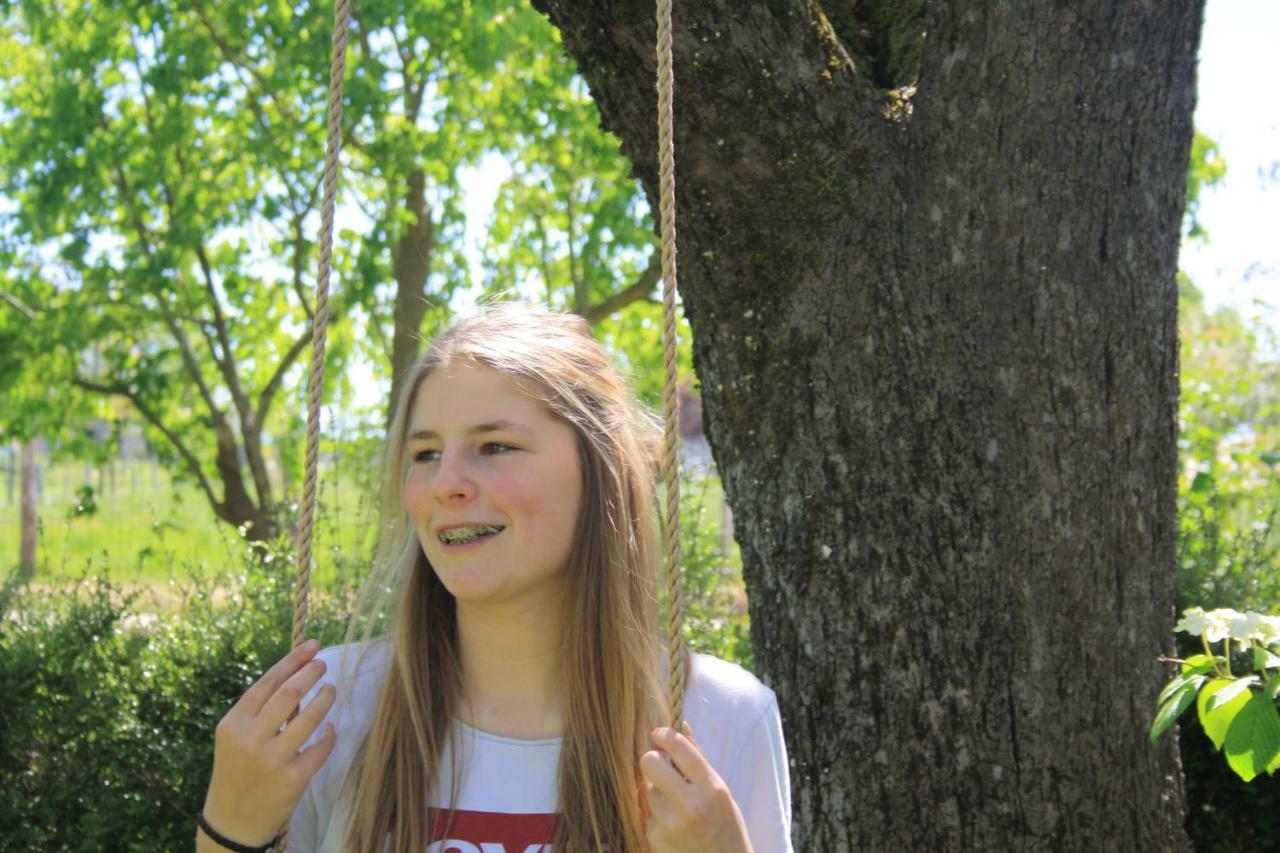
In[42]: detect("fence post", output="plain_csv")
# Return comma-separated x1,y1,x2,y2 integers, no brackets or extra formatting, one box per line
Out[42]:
20,439,39,581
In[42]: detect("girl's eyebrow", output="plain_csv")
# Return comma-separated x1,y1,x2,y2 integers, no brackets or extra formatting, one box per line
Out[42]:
407,419,534,442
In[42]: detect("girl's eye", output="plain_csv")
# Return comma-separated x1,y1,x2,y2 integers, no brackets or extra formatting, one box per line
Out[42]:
412,443,516,464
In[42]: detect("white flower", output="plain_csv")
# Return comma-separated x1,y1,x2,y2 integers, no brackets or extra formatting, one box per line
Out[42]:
1175,607,1208,637
1175,607,1280,645
1254,614,1280,646
1203,609,1235,644
1226,610,1262,642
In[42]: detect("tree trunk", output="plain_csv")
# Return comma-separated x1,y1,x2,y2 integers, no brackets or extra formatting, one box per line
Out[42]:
19,440,38,581
388,167,436,429
532,1,1202,849
213,420,276,541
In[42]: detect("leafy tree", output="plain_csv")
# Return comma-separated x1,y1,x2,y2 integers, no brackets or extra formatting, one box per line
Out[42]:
0,0,354,539
0,0,678,543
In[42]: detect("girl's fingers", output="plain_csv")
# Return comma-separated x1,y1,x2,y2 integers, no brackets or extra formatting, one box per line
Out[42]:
648,725,715,789
291,719,340,781
258,657,329,737
237,641,319,719
268,678,338,758
640,747,690,801
643,779,677,825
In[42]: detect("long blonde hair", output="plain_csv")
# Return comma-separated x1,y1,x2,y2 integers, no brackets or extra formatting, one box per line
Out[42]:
331,300,680,852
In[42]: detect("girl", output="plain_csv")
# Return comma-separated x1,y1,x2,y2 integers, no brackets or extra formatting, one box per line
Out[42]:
197,302,791,852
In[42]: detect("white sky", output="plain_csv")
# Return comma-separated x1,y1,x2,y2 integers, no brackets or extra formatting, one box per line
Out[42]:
1175,0,1279,339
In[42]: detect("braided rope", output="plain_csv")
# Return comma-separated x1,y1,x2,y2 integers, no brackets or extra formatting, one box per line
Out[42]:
656,0,690,729
280,1,349,849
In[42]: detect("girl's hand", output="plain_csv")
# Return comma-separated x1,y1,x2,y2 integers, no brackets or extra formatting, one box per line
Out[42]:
641,721,753,853
198,640,339,848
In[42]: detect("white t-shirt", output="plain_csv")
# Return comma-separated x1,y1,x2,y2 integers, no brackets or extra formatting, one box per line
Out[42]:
288,640,792,852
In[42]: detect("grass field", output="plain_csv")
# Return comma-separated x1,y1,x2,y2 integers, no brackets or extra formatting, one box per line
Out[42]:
1,454,739,617
0,458,381,595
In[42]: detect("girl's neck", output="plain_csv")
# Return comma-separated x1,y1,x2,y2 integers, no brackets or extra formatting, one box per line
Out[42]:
454,593,566,741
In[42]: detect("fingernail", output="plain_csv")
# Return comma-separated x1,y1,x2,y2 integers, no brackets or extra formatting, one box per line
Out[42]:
682,721,693,738
303,639,318,652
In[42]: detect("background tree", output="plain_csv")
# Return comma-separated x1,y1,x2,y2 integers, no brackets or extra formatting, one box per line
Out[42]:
533,0,1203,848
0,0,682,541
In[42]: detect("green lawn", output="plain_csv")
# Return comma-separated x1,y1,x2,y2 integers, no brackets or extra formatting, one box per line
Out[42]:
0,459,379,592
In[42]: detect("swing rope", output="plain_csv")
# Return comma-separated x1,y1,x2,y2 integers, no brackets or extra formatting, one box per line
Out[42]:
655,0,689,731
283,0,688,840
290,0,349,667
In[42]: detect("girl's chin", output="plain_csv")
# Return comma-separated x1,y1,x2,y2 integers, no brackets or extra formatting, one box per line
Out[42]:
434,569,566,608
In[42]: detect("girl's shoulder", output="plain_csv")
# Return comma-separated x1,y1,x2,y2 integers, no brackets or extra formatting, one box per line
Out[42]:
302,640,393,738
683,652,781,767
681,651,787,830
686,651,777,717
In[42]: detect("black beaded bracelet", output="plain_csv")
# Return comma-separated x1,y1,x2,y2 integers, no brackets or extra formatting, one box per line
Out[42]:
196,809,281,853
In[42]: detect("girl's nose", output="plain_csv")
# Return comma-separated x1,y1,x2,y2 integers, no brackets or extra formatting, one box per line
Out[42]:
431,449,477,502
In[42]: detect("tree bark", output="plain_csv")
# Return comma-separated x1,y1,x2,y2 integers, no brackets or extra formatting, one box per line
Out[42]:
532,1,1202,849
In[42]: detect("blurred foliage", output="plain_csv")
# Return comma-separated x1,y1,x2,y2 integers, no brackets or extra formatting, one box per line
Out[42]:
1185,131,1227,243
664,462,753,671
1175,274,1280,615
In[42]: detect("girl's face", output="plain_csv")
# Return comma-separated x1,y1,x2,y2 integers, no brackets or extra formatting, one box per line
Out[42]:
404,360,584,607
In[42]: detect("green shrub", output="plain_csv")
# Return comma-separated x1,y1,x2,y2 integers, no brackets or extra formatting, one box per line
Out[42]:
0,539,355,852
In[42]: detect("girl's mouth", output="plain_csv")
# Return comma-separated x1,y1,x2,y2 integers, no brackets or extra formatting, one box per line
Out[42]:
438,526,505,550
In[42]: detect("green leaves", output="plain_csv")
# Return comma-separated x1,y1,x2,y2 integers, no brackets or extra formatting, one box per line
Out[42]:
1157,658,1217,705
2,0,600,531
1156,607,1280,785
1198,678,1251,750
1150,677,1202,744
1222,692,1280,782
1255,647,1280,672
1155,656,1280,783
1184,130,1227,242
1207,675,1261,713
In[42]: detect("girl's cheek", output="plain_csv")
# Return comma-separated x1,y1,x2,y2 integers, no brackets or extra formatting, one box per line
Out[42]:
404,471,430,519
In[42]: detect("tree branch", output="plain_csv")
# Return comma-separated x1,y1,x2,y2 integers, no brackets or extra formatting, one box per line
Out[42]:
101,138,228,430
254,329,312,433
290,212,315,322
189,246,274,510
72,376,223,514
584,250,662,324
0,289,37,320
192,245,251,414
157,310,224,423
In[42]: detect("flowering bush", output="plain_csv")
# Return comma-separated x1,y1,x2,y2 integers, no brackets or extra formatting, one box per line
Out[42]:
1152,607,1280,782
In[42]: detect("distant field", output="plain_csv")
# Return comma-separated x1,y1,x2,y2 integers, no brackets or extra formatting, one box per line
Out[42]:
2,455,740,621
0,458,379,592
